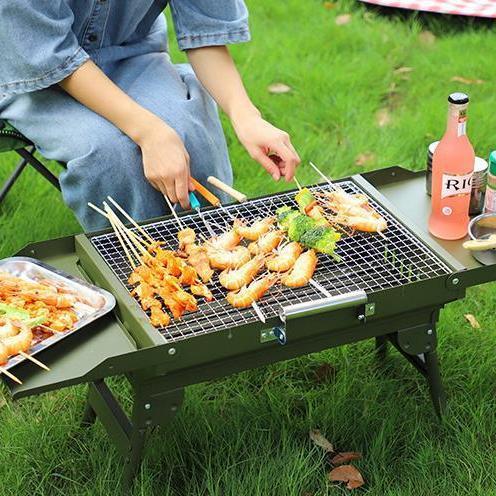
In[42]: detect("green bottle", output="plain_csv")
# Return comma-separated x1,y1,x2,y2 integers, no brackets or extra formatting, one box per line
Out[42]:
484,151,496,214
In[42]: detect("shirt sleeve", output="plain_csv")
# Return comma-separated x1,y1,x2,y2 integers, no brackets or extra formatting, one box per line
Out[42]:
0,1,89,97
169,0,251,51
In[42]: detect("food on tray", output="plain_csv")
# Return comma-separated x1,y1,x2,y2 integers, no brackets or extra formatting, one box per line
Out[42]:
322,189,388,233
233,217,275,241
265,241,303,272
277,207,341,257
248,230,284,255
219,255,265,291
207,245,251,270
226,275,277,308
0,272,79,332
281,250,318,288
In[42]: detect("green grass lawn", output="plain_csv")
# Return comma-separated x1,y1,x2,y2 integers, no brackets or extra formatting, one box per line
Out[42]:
1,1,496,494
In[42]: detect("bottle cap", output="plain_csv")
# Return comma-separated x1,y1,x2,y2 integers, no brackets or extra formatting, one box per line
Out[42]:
448,92,469,105
489,151,496,176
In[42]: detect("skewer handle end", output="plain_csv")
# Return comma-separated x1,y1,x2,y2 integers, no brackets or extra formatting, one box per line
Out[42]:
207,176,247,203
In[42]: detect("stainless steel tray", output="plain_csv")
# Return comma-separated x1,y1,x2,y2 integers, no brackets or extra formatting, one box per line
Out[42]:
0,257,116,370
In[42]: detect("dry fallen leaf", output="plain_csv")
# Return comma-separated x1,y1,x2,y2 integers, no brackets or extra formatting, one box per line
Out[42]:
336,14,352,25
329,464,365,490
451,76,485,85
464,313,481,329
376,108,392,127
323,1,336,9
268,83,292,94
309,429,334,453
330,452,362,466
419,31,436,45
355,152,376,167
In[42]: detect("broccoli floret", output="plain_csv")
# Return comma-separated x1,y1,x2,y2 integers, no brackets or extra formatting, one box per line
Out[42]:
277,207,299,230
295,188,316,212
288,214,315,241
300,226,340,255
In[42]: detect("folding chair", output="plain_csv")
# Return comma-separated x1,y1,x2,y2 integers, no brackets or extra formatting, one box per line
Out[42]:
0,119,63,204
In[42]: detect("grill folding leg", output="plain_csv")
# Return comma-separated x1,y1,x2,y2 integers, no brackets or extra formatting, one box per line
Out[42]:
81,376,184,492
384,311,446,418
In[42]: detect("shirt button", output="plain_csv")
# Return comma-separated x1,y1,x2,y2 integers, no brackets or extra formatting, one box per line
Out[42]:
88,34,98,42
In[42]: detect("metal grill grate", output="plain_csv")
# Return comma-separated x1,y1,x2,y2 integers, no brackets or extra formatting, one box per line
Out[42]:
90,181,452,343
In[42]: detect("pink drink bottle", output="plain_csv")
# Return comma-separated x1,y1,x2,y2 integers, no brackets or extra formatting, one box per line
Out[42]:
428,93,475,240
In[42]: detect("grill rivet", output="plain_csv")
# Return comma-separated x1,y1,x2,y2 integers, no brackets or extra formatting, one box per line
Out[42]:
452,278,460,286
144,403,151,410
171,405,178,412
168,348,176,356
426,345,431,351
427,329,433,335
358,314,365,321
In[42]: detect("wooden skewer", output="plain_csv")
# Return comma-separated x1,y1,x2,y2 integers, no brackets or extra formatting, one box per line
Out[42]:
163,194,186,229
0,366,22,385
309,161,339,190
294,177,302,190
106,196,154,245
19,351,50,371
104,205,137,269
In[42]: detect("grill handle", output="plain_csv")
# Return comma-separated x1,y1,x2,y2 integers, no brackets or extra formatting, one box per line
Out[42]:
279,290,368,322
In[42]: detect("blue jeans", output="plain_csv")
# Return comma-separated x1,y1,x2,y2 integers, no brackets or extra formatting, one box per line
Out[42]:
0,52,233,231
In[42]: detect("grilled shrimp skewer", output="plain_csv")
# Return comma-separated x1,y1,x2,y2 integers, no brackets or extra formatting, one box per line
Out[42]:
266,242,303,272
248,230,284,255
219,256,265,290
208,229,241,250
233,217,275,241
281,250,318,288
226,275,277,308
207,246,251,270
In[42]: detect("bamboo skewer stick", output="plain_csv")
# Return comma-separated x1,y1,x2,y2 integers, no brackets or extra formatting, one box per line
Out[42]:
104,206,137,269
19,351,50,371
107,196,155,245
294,177,302,190
0,366,22,384
309,161,339,190
163,194,186,230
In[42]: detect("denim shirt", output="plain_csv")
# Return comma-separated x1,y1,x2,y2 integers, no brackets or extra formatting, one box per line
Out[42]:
0,0,250,98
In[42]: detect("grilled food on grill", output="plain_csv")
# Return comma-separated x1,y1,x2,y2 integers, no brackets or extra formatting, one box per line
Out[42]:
226,275,277,308
177,228,214,284
281,250,318,288
248,230,284,255
265,241,303,272
233,217,275,241
321,189,387,233
277,207,341,257
219,256,265,290
207,245,251,270
208,229,241,250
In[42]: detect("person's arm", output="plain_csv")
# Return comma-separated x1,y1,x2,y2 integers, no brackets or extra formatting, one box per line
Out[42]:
187,46,300,182
59,60,192,208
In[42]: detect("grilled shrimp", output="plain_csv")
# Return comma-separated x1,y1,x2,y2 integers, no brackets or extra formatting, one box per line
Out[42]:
226,275,277,308
219,256,265,290
178,228,196,250
190,283,214,301
207,246,251,270
248,230,284,255
0,318,17,340
266,242,303,272
209,229,241,250
324,190,368,209
2,321,33,356
0,341,8,364
336,214,387,233
233,217,275,241
281,250,318,288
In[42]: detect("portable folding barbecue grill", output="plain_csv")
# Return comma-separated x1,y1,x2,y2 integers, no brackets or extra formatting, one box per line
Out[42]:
5,166,496,490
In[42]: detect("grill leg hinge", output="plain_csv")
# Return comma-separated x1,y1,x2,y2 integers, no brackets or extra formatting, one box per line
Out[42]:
396,325,437,356
260,326,287,345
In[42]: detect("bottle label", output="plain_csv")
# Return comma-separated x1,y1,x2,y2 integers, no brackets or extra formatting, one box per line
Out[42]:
484,185,496,214
441,172,473,199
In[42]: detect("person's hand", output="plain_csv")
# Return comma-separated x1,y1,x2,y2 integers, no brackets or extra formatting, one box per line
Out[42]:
135,117,192,209
232,112,300,182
